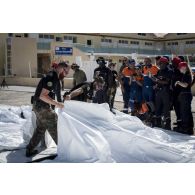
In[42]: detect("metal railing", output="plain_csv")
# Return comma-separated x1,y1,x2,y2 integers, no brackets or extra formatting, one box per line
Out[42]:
74,45,171,56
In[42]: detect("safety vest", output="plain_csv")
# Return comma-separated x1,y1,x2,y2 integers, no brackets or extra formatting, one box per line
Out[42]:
122,67,135,77
143,65,159,76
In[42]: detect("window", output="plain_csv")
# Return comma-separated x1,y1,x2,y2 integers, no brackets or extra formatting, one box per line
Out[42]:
7,50,11,56
101,38,112,43
186,40,195,45
56,37,62,42
15,35,22,37
87,40,92,45
167,42,178,46
24,33,28,38
39,34,54,39
64,36,72,40
119,40,128,44
8,33,13,37
172,42,178,45
39,34,44,38
49,35,54,39
130,41,139,45
44,34,49,39
138,33,146,36
145,42,153,46
73,37,77,43
63,36,77,43
177,33,187,35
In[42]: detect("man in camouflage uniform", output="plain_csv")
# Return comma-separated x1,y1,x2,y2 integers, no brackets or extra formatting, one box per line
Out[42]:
26,62,70,157
108,62,118,109
71,63,87,87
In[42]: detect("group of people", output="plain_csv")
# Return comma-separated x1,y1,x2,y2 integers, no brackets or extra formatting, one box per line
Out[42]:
64,57,118,110
26,58,116,157
26,55,194,157
119,56,194,135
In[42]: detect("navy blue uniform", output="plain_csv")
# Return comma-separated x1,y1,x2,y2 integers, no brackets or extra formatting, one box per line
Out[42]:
155,67,173,129
176,73,194,134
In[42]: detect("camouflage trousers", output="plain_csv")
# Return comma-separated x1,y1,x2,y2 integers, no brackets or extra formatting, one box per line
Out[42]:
27,104,58,151
108,87,117,109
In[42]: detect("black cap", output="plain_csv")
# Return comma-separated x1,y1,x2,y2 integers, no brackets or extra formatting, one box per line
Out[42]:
96,57,106,65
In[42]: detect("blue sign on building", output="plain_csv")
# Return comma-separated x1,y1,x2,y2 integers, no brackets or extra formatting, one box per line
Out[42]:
55,47,73,55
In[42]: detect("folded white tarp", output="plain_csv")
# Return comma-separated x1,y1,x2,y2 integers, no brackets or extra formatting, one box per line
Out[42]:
56,101,195,163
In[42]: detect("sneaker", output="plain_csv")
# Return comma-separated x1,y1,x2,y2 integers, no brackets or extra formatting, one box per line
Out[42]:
26,148,38,157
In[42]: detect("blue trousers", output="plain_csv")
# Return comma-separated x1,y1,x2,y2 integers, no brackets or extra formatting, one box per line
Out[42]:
143,86,154,102
129,89,143,111
123,85,130,109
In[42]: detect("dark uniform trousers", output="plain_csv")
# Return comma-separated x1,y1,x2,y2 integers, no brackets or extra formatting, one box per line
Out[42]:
155,88,171,129
27,104,58,151
172,93,181,122
178,93,194,130
109,87,117,109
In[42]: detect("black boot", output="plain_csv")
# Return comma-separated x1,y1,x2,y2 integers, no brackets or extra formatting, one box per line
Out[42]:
153,117,161,128
26,148,38,157
164,118,171,130
174,126,194,135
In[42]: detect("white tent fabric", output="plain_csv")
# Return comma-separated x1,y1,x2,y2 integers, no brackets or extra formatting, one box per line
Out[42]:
0,105,56,152
1,103,195,163
56,101,195,163
0,106,30,151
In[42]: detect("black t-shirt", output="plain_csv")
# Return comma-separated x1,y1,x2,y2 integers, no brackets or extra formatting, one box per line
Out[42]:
94,66,113,88
156,67,173,88
34,71,61,107
171,68,183,95
176,73,192,93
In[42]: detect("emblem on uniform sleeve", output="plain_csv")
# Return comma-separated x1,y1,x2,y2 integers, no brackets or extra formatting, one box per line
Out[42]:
87,86,90,91
47,82,53,87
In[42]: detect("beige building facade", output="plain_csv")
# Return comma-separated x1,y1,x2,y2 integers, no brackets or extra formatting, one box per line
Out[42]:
1,33,195,79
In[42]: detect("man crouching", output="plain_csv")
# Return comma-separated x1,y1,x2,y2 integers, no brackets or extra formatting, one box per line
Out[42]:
64,77,106,104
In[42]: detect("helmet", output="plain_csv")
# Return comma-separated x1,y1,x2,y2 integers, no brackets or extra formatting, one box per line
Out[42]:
178,62,188,69
159,57,169,64
129,59,136,65
172,57,181,66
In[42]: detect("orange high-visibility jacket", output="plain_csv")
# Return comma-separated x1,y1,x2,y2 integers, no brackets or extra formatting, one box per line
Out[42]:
143,65,159,76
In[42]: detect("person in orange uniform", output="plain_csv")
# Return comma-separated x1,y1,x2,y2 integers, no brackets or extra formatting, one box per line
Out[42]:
121,59,135,113
129,64,144,115
142,57,159,102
